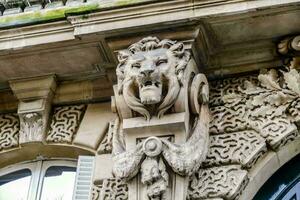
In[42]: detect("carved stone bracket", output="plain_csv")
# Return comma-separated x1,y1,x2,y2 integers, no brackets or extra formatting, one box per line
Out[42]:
111,37,210,200
9,75,57,144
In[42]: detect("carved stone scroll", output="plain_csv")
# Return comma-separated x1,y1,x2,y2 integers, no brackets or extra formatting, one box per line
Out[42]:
188,165,248,200
0,114,19,151
111,37,210,200
47,105,86,143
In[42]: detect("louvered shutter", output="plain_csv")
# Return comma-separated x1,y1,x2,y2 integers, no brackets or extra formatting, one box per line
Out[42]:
73,156,95,200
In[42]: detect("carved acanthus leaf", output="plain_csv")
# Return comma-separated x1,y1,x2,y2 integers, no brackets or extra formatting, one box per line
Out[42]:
219,66,300,150
19,112,43,143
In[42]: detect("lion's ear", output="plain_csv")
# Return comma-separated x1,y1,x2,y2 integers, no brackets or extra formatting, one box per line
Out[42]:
117,50,132,95
170,42,184,54
116,66,124,95
117,50,131,62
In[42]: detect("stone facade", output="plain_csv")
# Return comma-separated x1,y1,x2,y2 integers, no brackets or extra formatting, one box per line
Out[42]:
0,0,299,200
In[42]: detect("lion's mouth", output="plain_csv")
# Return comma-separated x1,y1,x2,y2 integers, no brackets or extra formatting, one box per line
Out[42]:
138,79,162,105
141,80,160,90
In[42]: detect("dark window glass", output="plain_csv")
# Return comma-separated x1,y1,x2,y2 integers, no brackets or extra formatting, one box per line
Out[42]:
254,154,300,200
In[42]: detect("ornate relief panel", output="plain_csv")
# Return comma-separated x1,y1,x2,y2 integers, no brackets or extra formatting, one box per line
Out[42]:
204,130,267,168
47,105,86,143
188,165,248,200
92,178,128,200
0,114,19,151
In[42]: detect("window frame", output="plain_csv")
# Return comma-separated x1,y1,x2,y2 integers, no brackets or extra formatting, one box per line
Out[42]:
0,159,77,200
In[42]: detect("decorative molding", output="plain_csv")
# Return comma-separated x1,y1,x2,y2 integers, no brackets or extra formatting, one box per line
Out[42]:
47,105,86,143
204,130,267,168
188,165,248,200
92,178,128,200
111,37,210,200
0,114,19,151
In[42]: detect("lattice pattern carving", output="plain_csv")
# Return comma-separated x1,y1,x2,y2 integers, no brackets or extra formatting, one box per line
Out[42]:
188,165,248,200
0,114,19,151
92,178,128,200
47,105,86,143
204,130,267,168
209,76,257,107
98,121,114,154
210,105,247,134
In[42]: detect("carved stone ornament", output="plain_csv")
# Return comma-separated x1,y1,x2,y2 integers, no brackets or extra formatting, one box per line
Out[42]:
19,112,43,143
111,37,210,200
47,105,86,143
9,75,57,144
0,114,20,151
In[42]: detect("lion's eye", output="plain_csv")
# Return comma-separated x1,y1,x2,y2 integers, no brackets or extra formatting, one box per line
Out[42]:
156,59,167,66
132,63,141,69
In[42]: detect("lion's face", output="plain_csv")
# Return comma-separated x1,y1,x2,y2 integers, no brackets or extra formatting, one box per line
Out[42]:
125,48,177,105
117,37,190,119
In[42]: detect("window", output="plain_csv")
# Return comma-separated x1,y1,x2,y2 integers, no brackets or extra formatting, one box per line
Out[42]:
0,159,77,200
254,154,300,200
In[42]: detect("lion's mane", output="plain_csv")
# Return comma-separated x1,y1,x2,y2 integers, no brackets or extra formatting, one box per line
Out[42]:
116,37,191,120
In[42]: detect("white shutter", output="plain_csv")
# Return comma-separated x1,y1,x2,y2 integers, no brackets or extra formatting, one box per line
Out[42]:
73,156,95,200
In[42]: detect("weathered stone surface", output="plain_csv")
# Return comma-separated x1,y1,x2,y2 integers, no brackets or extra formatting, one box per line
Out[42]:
74,103,114,150
0,114,19,151
47,105,86,143
204,130,267,168
188,165,248,200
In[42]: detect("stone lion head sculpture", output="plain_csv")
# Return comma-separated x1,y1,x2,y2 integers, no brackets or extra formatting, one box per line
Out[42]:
116,37,191,120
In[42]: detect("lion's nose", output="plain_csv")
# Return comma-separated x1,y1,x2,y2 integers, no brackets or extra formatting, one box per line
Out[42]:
141,69,154,77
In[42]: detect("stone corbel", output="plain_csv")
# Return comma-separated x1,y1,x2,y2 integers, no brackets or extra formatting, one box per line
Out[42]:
9,75,57,144
110,37,209,200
